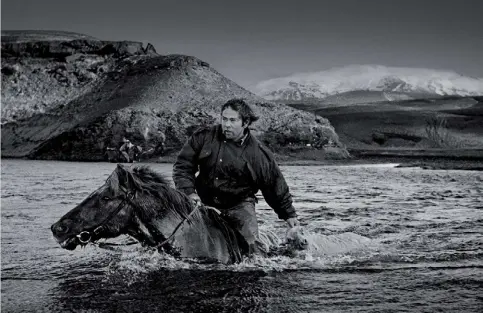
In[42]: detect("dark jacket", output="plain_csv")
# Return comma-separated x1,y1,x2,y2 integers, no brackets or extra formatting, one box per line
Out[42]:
173,125,296,220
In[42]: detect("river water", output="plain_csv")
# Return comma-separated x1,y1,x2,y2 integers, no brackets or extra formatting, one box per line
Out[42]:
1,159,482,313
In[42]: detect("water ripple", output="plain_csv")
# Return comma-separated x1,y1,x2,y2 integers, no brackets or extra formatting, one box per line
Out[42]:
2,160,482,313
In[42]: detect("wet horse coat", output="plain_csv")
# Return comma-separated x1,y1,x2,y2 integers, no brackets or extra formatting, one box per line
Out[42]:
51,164,250,264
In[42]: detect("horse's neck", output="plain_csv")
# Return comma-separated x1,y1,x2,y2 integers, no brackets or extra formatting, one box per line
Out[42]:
126,199,237,263
127,200,199,247
128,214,158,246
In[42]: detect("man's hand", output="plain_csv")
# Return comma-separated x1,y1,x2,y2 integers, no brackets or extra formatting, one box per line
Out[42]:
285,217,299,228
188,193,201,206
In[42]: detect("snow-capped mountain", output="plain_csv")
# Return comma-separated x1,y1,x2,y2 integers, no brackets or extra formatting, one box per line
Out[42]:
254,65,483,101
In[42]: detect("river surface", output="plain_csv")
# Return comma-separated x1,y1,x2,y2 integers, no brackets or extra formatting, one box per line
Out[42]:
1,159,482,313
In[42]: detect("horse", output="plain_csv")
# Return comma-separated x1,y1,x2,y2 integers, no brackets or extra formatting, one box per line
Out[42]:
51,164,257,264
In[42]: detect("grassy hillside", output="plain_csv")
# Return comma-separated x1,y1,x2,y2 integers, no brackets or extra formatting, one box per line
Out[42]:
288,96,483,162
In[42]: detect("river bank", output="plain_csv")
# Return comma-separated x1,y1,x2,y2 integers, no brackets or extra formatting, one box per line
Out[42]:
346,148,483,171
3,149,482,171
279,158,483,170
147,150,483,171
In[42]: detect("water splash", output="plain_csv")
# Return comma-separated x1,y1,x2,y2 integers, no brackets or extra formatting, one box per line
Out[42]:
102,226,379,282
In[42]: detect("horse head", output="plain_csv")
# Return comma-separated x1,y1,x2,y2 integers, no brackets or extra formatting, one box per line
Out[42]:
51,164,144,250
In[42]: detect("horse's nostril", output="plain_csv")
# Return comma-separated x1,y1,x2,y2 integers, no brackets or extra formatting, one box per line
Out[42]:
52,223,68,234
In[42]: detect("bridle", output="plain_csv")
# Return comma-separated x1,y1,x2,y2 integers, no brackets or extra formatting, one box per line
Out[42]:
76,189,135,245
76,188,202,253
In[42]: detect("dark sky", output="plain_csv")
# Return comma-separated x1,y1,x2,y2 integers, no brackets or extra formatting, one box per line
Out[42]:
2,0,482,89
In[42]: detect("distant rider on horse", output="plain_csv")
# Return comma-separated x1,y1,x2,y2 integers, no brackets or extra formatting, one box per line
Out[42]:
119,137,141,163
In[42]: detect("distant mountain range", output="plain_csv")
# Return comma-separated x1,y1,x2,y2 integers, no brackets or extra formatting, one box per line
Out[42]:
254,65,483,103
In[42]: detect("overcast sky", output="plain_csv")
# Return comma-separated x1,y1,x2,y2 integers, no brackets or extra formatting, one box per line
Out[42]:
2,0,482,89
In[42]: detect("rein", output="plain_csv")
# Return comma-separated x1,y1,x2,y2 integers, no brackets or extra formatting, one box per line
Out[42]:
154,200,202,251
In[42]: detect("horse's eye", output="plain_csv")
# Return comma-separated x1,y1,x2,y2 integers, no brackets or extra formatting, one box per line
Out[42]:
102,196,111,201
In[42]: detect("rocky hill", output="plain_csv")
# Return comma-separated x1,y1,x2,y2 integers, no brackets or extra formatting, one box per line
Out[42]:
1,31,345,162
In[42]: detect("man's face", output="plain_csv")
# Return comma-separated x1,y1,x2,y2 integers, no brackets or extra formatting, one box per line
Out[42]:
221,107,246,140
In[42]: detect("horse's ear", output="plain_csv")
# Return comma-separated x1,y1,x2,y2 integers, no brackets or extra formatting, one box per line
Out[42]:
115,164,128,185
115,164,135,191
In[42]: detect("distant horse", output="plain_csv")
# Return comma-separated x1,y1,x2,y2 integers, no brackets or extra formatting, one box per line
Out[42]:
51,164,261,264
105,146,143,163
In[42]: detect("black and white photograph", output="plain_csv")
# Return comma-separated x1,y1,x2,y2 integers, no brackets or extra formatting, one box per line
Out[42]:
1,0,482,312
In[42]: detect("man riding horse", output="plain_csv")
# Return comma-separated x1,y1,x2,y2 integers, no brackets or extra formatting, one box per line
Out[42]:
119,138,142,163
173,98,299,255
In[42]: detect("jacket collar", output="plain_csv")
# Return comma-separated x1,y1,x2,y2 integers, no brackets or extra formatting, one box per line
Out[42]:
237,131,249,146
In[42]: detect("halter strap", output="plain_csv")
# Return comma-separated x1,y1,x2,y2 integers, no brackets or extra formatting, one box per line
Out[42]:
76,190,134,244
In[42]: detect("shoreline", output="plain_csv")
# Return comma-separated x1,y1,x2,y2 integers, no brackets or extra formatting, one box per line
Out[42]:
276,148,483,170
3,155,482,171
278,158,483,170
282,156,483,170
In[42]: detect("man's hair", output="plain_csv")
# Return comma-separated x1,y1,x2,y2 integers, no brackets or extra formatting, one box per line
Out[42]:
221,98,259,126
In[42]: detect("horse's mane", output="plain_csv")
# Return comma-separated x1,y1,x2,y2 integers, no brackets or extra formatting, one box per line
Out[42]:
107,165,193,219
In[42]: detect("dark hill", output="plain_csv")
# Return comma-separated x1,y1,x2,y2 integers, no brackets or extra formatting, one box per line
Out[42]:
288,96,483,161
